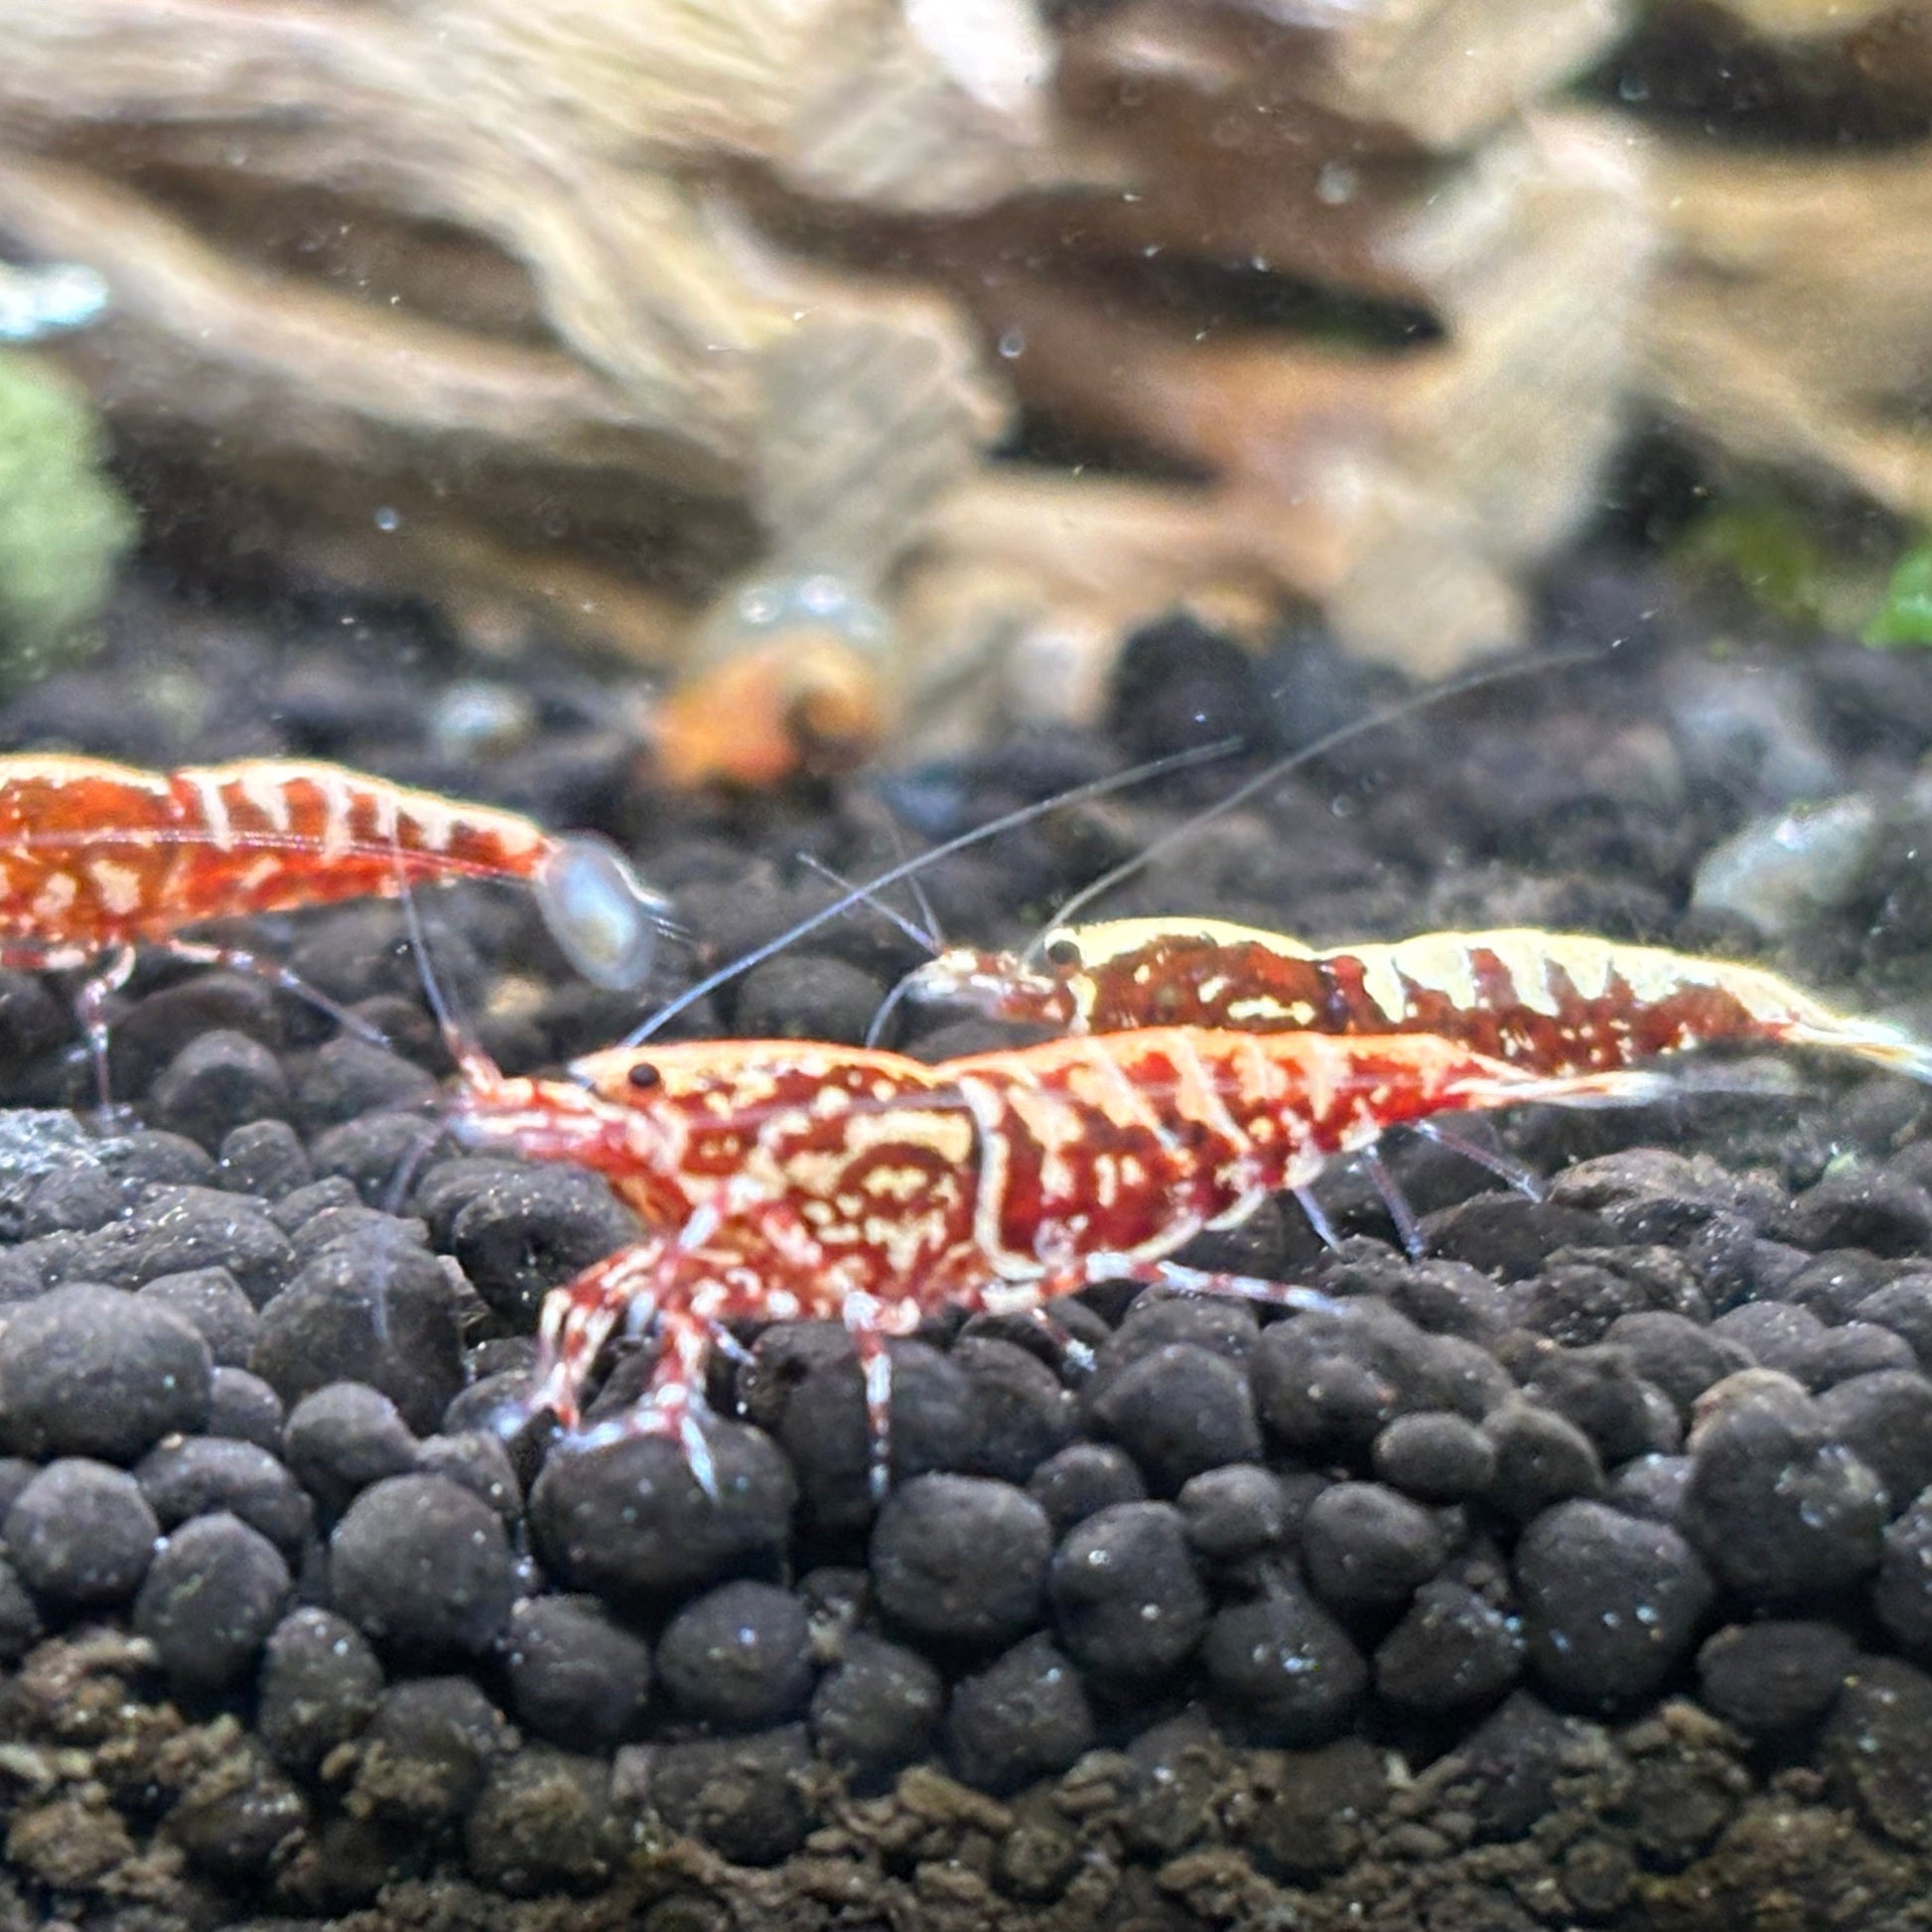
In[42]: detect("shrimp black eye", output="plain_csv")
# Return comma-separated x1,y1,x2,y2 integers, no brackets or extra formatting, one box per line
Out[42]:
1045,936,1082,968
627,1061,662,1091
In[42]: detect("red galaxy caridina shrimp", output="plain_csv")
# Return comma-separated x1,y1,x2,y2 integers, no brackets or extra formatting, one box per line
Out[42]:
889,918,1932,1086
0,753,668,1095
448,1026,1663,1489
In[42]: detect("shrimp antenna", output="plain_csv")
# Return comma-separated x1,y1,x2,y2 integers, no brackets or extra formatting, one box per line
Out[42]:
793,852,942,955
620,735,1246,1046
1031,644,1611,956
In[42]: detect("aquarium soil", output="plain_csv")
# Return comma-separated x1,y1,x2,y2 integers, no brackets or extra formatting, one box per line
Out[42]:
10,570,1932,1927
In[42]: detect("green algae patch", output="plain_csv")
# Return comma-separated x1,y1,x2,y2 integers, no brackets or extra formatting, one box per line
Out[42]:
0,348,136,691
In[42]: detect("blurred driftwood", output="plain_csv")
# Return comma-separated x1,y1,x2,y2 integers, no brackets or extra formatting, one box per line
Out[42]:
0,0,1660,776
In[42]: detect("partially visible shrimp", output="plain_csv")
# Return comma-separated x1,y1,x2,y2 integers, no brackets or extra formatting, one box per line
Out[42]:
447,1024,1665,1490
0,754,669,1097
888,918,1932,1085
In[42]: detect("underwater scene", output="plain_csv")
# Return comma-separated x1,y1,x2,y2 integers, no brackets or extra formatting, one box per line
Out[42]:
9,4,1932,1929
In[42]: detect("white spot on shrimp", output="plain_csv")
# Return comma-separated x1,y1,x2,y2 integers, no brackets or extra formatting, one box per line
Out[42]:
86,858,144,918
31,872,77,922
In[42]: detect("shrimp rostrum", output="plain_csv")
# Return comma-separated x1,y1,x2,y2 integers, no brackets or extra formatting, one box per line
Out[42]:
0,754,669,1095
450,1025,1667,1490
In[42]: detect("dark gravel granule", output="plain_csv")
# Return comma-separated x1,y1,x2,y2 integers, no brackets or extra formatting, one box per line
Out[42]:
61,1182,294,1303
1607,1452,1694,1525
1770,1170,1932,1257
1087,1292,1259,1390
1681,1394,1887,1602
632,1726,814,1867
97,1129,221,1189
133,1511,292,1694
134,1264,261,1366
349,1675,511,1830
14,1163,124,1238
135,1435,315,1557
307,1111,449,1206
148,1029,292,1150
1372,1410,1497,1501
808,1632,943,1782
251,1222,462,1432
282,1381,418,1519
1025,1442,1148,1533
1482,1399,1606,1522
950,1334,1077,1483
0,1551,43,1662
1859,1277,1932,1367
1085,1340,1262,1493
528,1426,795,1607
291,1037,439,1134
1515,1499,1715,1708
1518,1342,1663,1465
1826,1655,1932,1858
1176,1462,1290,1563
733,952,887,1044
256,1606,385,1777
329,1471,515,1659
656,1580,816,1727
1874,1490,1932,1650
1710,1301,1828,1375
1373,1579,1524,1712
465,1746,618,1896
1202,1581,1368,1746
1601,1311,1750,1417
0,1281,211,1461
217,1118,315,1199
206,1365,286,1450
765,1335,976,1534
1816,1369,1932,1508
1251,1304,1468,1452
1047,1500,1207,1680
1302,1480,1449,1612
502,1594,652,1749
0,1455,33,1519
414,1430,522,1522
944,1633,1096,1795
4,1457,160,1609
1424,1196,1618,1280
1695,1619,1858,1733
870,1472,1051,1648
270,1174,363,1235
446,1166,637,1326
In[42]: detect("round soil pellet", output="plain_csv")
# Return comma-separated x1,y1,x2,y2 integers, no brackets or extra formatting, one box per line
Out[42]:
1301,1481,1448,1612
465,1747,617,1896
1202,1584,1367,1746
1372,1411,1497,1503
218,1119,314,1200
350,1676,510,1829
656,1580,816,1729
0,1281,211,1460
1516,1500,1714,1708
4,1457,160,1609
1027,1443,1147,1534
529,1426,794,1607
871,1473,1051,1648
149,1029,292,1150
1176,1463,1290,1564
1048,1500,1207,1680
1086,1341,1262,1494
944,1634,1096,1796
135,1435,314,1557
134,1511,291,1694
282,1382,418,1520
256,1607,385,1776
503,1595,652,1749
809,1634,943,1782
447,1166,638,1326
639,1727,813,1867
206,1367,285,1450
1696,1619,1858,1733
329,1472,514,1658
1374,1580,1524,1713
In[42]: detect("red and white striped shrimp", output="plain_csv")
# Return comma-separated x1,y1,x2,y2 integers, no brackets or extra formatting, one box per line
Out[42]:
448,1025,1663,1487
891,918,1932,1086
0,754,668,1094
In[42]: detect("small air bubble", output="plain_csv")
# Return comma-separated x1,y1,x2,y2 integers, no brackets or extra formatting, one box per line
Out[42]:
998,328,1027,359
373,505,400,532
1315,163,1358,206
